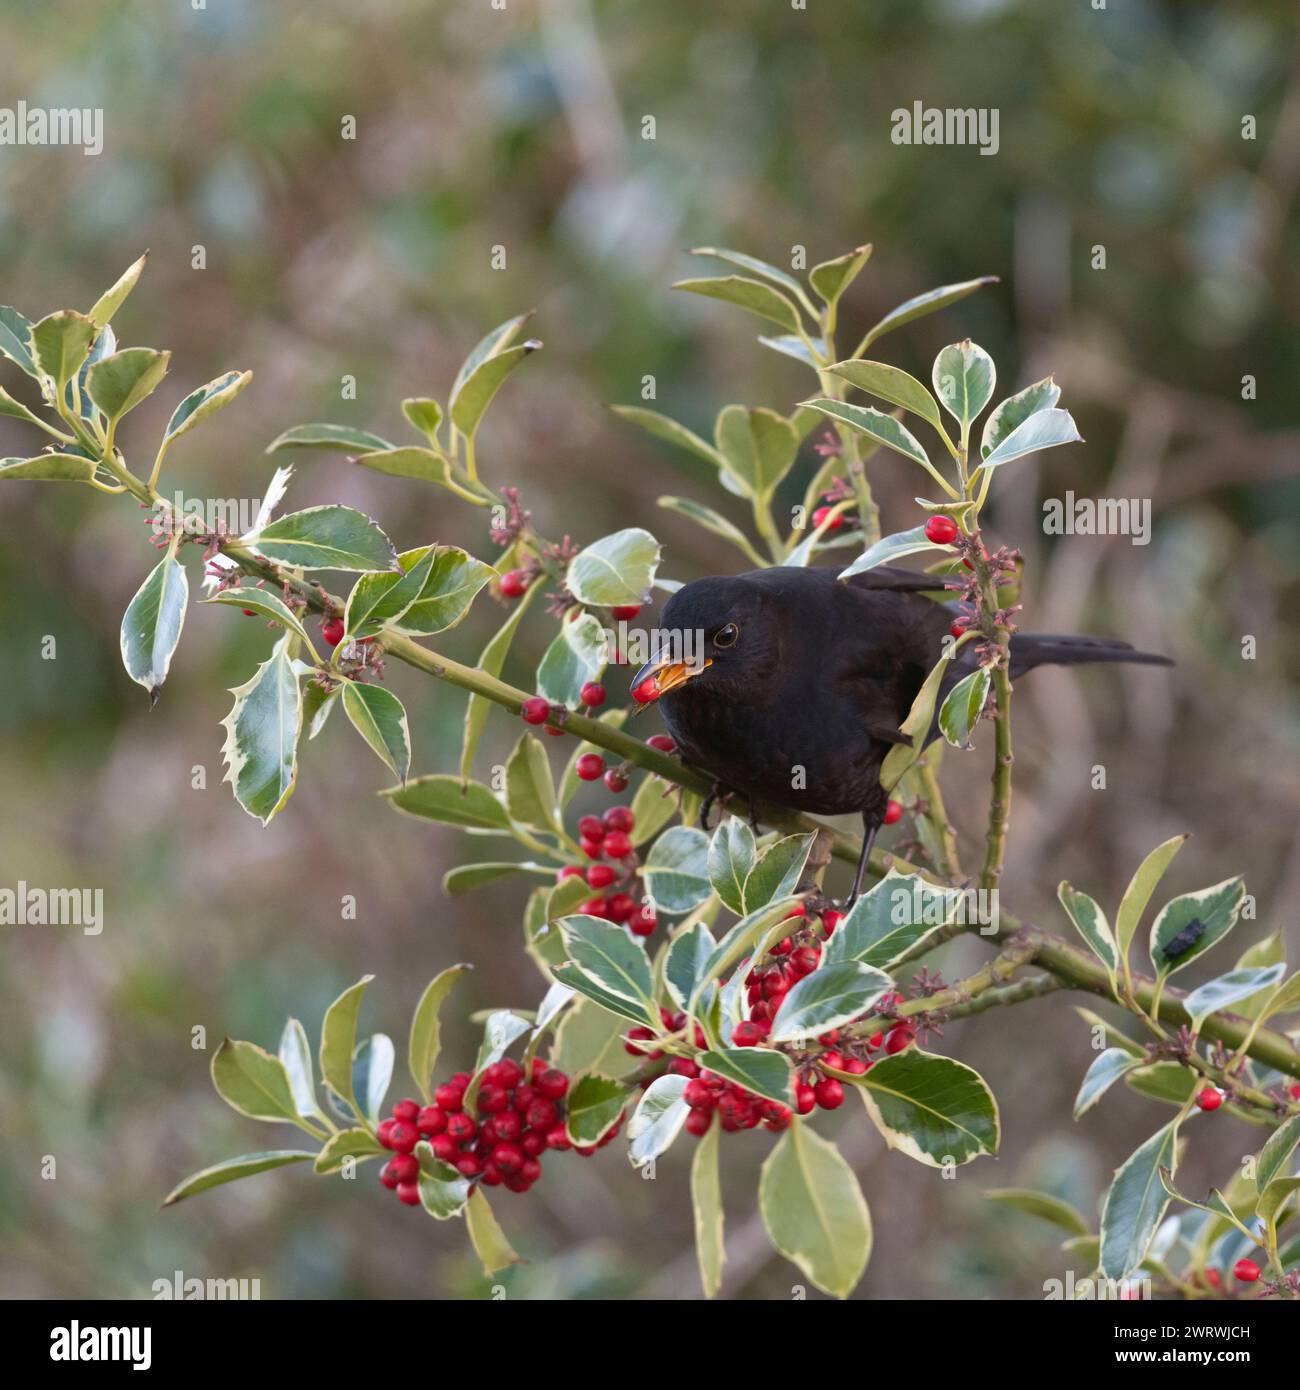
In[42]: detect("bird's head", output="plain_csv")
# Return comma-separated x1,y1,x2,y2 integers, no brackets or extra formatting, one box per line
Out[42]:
629,575,782,706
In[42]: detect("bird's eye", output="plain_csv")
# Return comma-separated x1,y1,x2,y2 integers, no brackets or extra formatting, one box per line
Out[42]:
713,623,740,649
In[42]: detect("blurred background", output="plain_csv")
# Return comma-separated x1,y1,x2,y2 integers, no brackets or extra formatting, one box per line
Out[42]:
1,0,1297,1300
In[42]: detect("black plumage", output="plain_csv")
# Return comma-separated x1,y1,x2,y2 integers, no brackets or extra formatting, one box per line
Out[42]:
632,564,1171,904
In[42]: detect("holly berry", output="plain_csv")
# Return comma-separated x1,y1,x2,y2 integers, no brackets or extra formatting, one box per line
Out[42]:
1196,1087,1223,1112
821,909,843,936
392,1098,420,1125
814,1078,845,1110
580,836,604,859
580,897,611,919
606,892,636,923
884,1023,915,1055
416,1105,447,1137
923,515,959,545
604,769,629,792
557,864,584,883
685,1108,713,1137
950,621,967,639
604,806,635,833
322,616,346,647
521,697,550,725
379,1160,400,1189
1233,1258,1260,1283
602,829,633,859
586,863,616,889
395,1181,421,1206
629,903,657,937
388,1122,417,1154
647,734,675,753
536,1067,569,1100
500,569,529,598
883,799,903,825
388,1153,419,1184
732,1020,769,1047
576,752,605,781
580,681,607,708
631,677,659,705
812,505,843,531
611,605,641,621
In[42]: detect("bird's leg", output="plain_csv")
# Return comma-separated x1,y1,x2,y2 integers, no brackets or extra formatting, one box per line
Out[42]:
699,780,726,831
839,813,880,912
747,795,760,834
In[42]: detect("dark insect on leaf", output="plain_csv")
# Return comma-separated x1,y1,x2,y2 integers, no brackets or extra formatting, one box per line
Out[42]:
1162,918,1205,963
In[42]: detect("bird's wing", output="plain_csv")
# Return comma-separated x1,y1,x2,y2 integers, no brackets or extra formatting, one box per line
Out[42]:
841,563,955,597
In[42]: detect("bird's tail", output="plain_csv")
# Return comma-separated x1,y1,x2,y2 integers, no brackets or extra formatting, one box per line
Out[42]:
1009,632,1173,679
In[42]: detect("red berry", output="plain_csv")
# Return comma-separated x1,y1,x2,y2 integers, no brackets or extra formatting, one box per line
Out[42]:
536,1066,569,1100
812,505,843,531
821,909,843,936
603,806,635,833
521,697,549,725
322,617,346,647
241,608,258,617
604,769,629,792
521,1131,546,1158
629,904,657,937
884,1023,915,1055
431,1134,459,1162
580,836,604,859
480,1163,504,1186
492,1142,525,1176
377,1118,397,1150
580,896,611,919
814,1078,845,1110
456,1152,483,1179
396,1180,421,1206
647,734,675,752
544,1123,572,1151
867,1030,884,1049
1196,1087,1223,1112
490,1109,523,1143
416,1105,447,1137
820,1050,846,1071
883,800,903,825
391,1098,420,1124
558,864,584,882
611,605,641,621
843,1058,870,1075
379,1160,400,1189
577,814,604,841
732,1020,769,1047
623,1025,658,1058
388,1122,417,1154
525,1098,559,1131
500,569,529,598
924,515,959,545
684,1080,715,1109
434,1082,465,1111
606,892,636,923
580,682,607,708
603,829,633,859
789,945,821,977
445,1112,477,1143
1203,1268,1222,1289
685,1108,713,1137
586,863,616,889
1289,1084,1300,1101
476,1084,509,1114
389,1153,419,1183
544,724,566,737
576,752,605,781
950,621,967,639
1233,1258,1260,1283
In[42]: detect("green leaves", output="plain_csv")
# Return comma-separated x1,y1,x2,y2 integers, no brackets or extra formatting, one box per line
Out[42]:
505,732,562,834
350,1033,394,1125
664,920,717,1013
690,1123,726,1297
160,370,252,448
627,1074,691,1166
714,405,800,502
855,1049,999,1167
120,543,188,701
0,453,98,483
837,523,954,581
673,275,804,335
279,1018,328,1127
205,587,316,648
931,340,995,433
415,1143,472,1219
86,347,169,424
1149,876,1246,977
642,825,712,914
211,1039,305,1128
1058,883,1119,984
827,359,948,440
1182,964,1287,1034
1074,1047,1142,1119
984,1188,1090,1236
314,1128,383,1175
162,1151,315,1207
978,407,1082,472
465,1189,521,1275
559,914,656,1020
0,305,38,377
1254,1113,1300,1193
342,681,411,783
610,405,725,470
245,505,398,572
809,244,873,307
318,975,374,1118
937,667,991,749
408,964,469,1102
31,309,96,390
449,313,538,438
980,376,1060,459
760,1122,872,1299
220,634,302,825
707,819,757,915
855,276,998,355
462,583,537,782
266,422,394,455
769,963,892,1043
344,547,435,639
1115,835,1187,963
566,1074,630,1146
88,252,147,329
823,870,954,969
382,775,510,830
536,611,608,708
1099,1118,1181,1279
742,833,814,913
699,1047,793,1106
566,527,660,608
656,496,767,569
800,399,932,471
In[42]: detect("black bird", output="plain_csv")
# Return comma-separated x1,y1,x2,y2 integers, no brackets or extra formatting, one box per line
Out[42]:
630,564,1171,907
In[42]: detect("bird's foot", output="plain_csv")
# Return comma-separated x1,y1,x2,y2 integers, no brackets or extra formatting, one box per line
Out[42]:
699,780,726,831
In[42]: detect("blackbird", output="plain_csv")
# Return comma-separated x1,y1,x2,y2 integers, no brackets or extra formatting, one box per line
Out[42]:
630,564,1171,906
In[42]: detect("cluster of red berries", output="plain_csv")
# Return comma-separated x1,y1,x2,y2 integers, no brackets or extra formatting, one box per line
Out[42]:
558,806,657,935
377,1059,574,1205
